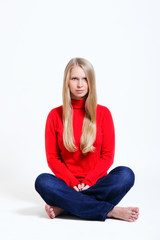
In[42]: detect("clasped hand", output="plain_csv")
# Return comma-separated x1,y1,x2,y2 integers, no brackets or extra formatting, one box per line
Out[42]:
73,183,90,191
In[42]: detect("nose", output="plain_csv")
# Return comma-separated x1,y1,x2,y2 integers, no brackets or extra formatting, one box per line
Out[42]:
77,79,83,87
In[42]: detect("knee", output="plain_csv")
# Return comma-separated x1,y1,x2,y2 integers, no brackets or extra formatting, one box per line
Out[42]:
119,166,135,188
114,166,135,189
35,173,49,193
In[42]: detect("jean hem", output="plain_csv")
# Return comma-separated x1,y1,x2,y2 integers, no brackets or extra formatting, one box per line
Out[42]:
101,204,115,221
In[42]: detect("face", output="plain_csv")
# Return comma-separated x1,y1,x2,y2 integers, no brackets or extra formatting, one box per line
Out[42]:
68,66,89,100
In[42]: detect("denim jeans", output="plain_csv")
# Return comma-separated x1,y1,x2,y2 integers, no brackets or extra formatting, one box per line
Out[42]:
35,166,135,221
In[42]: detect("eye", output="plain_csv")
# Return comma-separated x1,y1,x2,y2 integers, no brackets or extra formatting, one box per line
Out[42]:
71,77,77,80
83,78,87,81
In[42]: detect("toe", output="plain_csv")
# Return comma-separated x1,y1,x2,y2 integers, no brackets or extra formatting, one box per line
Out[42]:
135,207,139,213
131,212,136,216
50,209,54,215
128,218,134,222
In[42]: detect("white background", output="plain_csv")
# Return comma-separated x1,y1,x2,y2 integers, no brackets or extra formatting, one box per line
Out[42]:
0,0,160,239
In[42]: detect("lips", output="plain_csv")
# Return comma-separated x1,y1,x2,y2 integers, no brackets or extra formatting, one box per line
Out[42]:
76,90,84,92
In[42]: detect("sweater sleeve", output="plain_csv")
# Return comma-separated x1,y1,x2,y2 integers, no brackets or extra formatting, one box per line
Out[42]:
45,110,80,188
82,107,115,187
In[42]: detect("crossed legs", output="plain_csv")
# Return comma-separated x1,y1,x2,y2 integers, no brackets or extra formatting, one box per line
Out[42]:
35,166,139,221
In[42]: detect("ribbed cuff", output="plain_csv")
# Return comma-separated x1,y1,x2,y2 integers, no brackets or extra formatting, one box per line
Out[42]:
70,179,80,188
82,179,93,187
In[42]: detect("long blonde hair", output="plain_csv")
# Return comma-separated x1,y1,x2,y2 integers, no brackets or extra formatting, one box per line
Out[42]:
62,57,97,154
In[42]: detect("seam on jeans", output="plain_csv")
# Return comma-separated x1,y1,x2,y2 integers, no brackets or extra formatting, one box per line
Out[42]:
102,205,114,221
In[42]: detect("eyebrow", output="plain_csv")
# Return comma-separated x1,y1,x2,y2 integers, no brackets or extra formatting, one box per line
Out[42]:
71,76,87,78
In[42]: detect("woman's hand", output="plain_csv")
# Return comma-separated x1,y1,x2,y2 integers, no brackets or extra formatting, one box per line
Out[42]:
81,183,90,190
73,183,90,191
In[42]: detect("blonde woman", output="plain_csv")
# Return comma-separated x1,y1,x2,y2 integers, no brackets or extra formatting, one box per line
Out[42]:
35,58,139,222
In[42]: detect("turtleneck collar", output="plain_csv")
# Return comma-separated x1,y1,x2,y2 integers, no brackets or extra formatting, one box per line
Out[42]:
71,98,86,109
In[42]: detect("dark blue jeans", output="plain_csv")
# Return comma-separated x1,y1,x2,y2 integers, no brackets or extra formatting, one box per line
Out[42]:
35,166,135,221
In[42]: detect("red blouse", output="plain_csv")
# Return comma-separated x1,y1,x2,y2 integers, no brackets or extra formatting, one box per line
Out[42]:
45,98,115,188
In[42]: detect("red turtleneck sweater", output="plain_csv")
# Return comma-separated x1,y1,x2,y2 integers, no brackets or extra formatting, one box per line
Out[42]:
45,98,115,188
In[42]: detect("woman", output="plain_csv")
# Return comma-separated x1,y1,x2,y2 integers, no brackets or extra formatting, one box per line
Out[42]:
35,57,139,222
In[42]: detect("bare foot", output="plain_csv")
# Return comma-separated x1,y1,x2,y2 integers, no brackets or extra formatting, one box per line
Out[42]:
45,204,65,219
107,207,139,222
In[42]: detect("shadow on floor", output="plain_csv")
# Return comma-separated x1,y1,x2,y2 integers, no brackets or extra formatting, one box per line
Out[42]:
16,206,93,221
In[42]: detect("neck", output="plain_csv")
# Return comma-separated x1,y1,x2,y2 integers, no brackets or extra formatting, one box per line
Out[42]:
71,97,86,109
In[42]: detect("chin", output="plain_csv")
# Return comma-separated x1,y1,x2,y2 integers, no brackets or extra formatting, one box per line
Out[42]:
71,92,88,100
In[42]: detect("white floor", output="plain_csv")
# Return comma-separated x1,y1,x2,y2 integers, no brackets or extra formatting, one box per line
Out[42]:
1,179,159,240
1,0,160,239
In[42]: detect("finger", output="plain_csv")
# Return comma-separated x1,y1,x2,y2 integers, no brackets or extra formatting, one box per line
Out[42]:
80,183,85,191
73,186,79,191
78,184,82,190
81,183,85,189
83,185,90,190
76,186,79,191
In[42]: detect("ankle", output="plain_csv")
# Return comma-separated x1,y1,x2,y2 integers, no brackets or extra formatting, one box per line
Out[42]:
107,207,115,218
